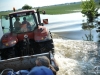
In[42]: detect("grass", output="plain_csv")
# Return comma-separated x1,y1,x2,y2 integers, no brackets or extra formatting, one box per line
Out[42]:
0,2,99,18
39,3,82,14
0,3,82,19
0,11,12,18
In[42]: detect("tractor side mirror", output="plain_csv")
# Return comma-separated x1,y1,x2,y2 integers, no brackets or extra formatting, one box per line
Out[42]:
42,10,46,14
36,8,46,14
2,26,5,30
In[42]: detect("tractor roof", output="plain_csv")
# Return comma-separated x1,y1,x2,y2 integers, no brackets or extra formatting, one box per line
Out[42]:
9,9,36,15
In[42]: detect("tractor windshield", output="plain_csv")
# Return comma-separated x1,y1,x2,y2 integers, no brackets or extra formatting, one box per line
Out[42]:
10,12,37,33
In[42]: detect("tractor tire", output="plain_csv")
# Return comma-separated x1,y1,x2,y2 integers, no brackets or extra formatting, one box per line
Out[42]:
38,39,54,54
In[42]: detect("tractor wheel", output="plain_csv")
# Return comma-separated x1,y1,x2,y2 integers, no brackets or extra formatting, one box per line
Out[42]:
7,49,15,58
39,39,54,54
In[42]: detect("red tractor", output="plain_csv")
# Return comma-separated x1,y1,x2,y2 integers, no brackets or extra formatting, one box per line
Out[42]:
0,9,56,73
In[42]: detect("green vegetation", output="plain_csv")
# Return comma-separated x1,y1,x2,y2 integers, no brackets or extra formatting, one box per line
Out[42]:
0,3,82,19
22,4,32,10
81,0,97,22
0,1,99,19
81,0,99,41
39,3,81,14
0,11,11,17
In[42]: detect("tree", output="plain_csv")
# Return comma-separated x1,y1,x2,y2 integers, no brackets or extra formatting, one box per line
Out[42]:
22,4,32,10
81,0,98,41
81,0,97,22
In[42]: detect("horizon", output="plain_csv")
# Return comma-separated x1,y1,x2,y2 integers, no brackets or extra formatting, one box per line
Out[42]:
0,0,84,11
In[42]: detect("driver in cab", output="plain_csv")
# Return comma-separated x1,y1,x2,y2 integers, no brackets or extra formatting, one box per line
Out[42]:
14,17,21,31
21,17,31,32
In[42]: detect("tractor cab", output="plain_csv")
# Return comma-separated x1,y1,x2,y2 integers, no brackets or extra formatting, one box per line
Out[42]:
1,10,41,34
10,10,37,33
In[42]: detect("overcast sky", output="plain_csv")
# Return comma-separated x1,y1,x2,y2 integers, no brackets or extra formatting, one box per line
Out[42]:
0,0,84,11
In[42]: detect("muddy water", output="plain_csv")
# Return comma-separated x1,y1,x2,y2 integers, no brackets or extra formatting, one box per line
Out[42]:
52,33,98,75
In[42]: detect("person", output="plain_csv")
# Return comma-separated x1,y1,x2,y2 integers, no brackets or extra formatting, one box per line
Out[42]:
35,56,59,75
28,66,54,75
21,17,31,32
7,56,59,75
22,17,30,25
14,17,21,31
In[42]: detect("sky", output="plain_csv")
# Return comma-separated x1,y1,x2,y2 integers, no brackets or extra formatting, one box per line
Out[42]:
0,0,83,11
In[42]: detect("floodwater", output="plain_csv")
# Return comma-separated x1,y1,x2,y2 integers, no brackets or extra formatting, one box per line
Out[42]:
41,12,99,42
0,12,100,75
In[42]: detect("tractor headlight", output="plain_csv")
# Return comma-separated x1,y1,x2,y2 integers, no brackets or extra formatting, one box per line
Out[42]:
2,39,17,47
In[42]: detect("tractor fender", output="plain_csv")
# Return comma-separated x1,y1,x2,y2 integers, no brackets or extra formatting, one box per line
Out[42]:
0,33,18,49
34,26,51,42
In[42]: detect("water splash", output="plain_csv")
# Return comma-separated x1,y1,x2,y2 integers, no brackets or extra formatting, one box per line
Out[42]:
52,33,98,75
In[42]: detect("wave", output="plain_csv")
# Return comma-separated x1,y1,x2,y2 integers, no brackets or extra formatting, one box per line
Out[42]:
52,37,98,75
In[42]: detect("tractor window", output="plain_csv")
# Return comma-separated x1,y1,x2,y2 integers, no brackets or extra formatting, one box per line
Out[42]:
1,15,10,34
12,14,37,33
